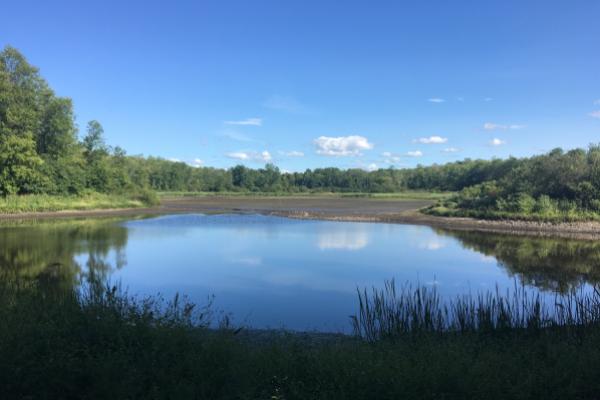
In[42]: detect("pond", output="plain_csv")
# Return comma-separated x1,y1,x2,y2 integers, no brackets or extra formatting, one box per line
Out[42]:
2,213,600,332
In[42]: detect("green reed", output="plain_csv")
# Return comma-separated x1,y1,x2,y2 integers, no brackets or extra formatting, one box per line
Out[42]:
352,279,600,341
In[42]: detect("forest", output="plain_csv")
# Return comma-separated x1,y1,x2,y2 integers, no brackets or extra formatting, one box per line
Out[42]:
2,46,600,219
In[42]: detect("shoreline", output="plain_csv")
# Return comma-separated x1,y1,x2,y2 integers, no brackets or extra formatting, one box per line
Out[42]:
270,209,600,240
2,196,600,240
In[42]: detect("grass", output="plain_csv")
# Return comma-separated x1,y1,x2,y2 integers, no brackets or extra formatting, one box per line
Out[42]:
0,190,159,214
3,276,600,399
424,204,600,223
352,279,600,340
159,190,453,201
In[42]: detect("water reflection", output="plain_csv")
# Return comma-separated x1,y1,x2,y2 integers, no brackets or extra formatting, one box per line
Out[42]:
317,225,369,250
436,229,600,292
3,214,600,331
0,219,129,288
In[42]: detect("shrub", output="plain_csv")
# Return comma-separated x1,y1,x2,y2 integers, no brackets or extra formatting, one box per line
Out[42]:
130,188,160,206
516,193,536,213
534,195,556,215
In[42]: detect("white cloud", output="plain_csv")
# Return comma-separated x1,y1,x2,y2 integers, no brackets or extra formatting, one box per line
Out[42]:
259,150,272,162
189,158,204,167
224,118,262,126
263,95,306,113
415,135,448,144
490,138,505,146
168,157,181,162
314,135,373,156
484,122,525,131
428,98,445,103
226,152,250,160
365,163,378,172
442,147,460,153
589,110,600,119
280,150,304,157
407,150,423,157
226,150,272,163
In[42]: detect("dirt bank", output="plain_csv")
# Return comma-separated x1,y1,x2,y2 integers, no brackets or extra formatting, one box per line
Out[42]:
2,196,600,239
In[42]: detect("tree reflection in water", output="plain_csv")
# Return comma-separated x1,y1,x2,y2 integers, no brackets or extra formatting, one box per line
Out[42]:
437,228,600,292
0,218,129,290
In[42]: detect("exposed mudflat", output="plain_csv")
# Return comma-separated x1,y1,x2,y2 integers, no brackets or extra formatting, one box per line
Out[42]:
2,196,600,240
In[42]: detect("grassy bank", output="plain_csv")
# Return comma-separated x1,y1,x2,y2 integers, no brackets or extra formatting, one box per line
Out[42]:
0,191,159,214
425,188,600,223
2,278,600,399
159,190,452,201
424,204,600,223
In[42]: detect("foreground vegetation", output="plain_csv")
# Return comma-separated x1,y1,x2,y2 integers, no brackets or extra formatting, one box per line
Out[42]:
3,276,600,399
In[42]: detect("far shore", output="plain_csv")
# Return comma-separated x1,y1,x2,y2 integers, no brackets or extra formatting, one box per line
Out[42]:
2,195,600,240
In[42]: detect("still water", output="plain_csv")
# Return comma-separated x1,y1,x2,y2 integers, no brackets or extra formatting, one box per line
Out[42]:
2,213,600,332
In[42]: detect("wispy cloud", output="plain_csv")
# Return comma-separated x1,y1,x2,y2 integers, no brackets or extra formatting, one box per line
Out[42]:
279,150,304,157
484,123,525,131
428,98,445,103
230,257,262,266
314,135,373,156
407,150,423,157
414,135,448,144
263,95,306,113
220,130,254,142
226,150,272,163
442,147,460,153
224,117,262,126
594,99,600,105
484,97,493,102
589,110,600,119
490,138,505,146
382,152,402,164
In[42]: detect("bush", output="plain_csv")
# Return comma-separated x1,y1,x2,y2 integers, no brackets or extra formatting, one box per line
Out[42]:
130,188,160,206
516,193,536,213
558,199,577,214
534,195,556,215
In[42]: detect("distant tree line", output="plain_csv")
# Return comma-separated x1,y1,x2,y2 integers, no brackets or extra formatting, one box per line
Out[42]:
2,45,600,218
427,146,600,219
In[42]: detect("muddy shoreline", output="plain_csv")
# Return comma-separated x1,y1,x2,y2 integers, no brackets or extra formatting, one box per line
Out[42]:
2,196,600,240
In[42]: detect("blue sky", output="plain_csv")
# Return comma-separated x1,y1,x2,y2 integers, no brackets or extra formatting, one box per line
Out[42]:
2,0,599,171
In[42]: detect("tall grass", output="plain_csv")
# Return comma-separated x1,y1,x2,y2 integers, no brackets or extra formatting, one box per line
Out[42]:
3,276,600,398
352,280,600,341
0,190,159,214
